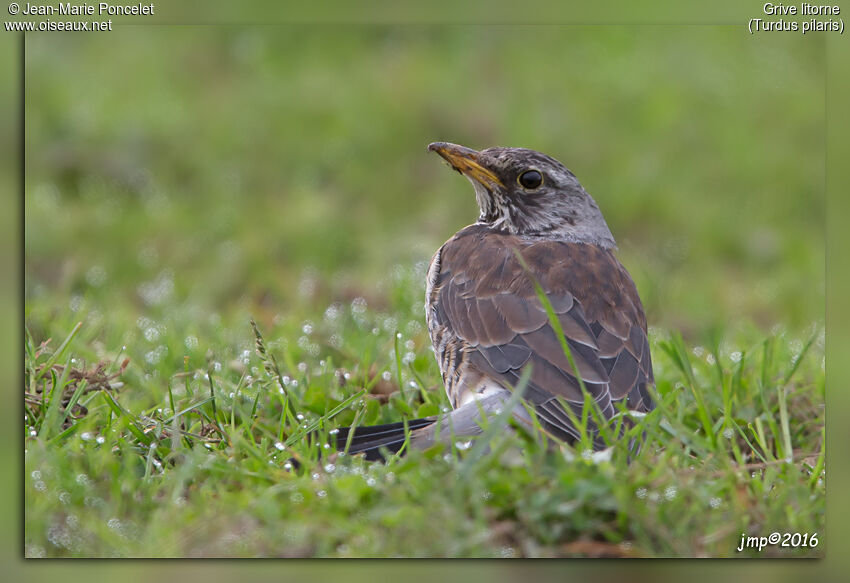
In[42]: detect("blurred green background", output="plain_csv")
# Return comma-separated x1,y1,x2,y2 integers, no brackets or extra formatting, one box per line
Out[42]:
25,26,824,341
22,25,827,560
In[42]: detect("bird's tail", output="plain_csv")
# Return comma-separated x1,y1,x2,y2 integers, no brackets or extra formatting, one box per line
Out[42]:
332,390,520,461
333,417,437,461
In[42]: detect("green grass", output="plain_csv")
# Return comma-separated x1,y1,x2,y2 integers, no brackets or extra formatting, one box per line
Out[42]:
24,284,824,557
24,27,825,557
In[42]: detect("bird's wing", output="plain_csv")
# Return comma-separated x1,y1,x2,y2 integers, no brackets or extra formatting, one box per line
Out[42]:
429,225,653,445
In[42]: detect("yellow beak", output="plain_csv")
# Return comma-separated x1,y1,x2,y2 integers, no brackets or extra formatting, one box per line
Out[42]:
428,142,504,189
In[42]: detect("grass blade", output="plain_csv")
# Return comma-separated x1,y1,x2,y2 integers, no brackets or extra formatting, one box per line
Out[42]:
35,322,82,382
284,388,367,447
101,391,153,446
41,355,74,439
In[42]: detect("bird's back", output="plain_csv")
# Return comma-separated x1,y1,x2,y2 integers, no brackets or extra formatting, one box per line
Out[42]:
426,223,654,447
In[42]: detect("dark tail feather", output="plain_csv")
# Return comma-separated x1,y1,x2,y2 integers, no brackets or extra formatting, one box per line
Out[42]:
334,418,436,461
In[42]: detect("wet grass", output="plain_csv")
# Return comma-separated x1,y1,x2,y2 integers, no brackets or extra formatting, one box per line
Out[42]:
23,27,825,557
24,270,824,557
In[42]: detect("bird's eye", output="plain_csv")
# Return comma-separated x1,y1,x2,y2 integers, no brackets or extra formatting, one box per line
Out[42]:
518,170,543,190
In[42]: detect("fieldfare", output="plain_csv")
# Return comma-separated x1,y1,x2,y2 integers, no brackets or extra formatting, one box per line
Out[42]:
334,143,654,459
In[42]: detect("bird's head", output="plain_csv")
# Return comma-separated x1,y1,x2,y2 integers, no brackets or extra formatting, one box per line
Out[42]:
428,142,616,247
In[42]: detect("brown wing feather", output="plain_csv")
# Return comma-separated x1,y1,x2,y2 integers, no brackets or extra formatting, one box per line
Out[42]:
428,224,654,446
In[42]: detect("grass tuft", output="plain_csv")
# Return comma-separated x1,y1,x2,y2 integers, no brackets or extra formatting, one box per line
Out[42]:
24,291,824,557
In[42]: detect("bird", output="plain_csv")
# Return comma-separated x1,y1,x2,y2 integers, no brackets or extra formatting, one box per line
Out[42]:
333,142,654,460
